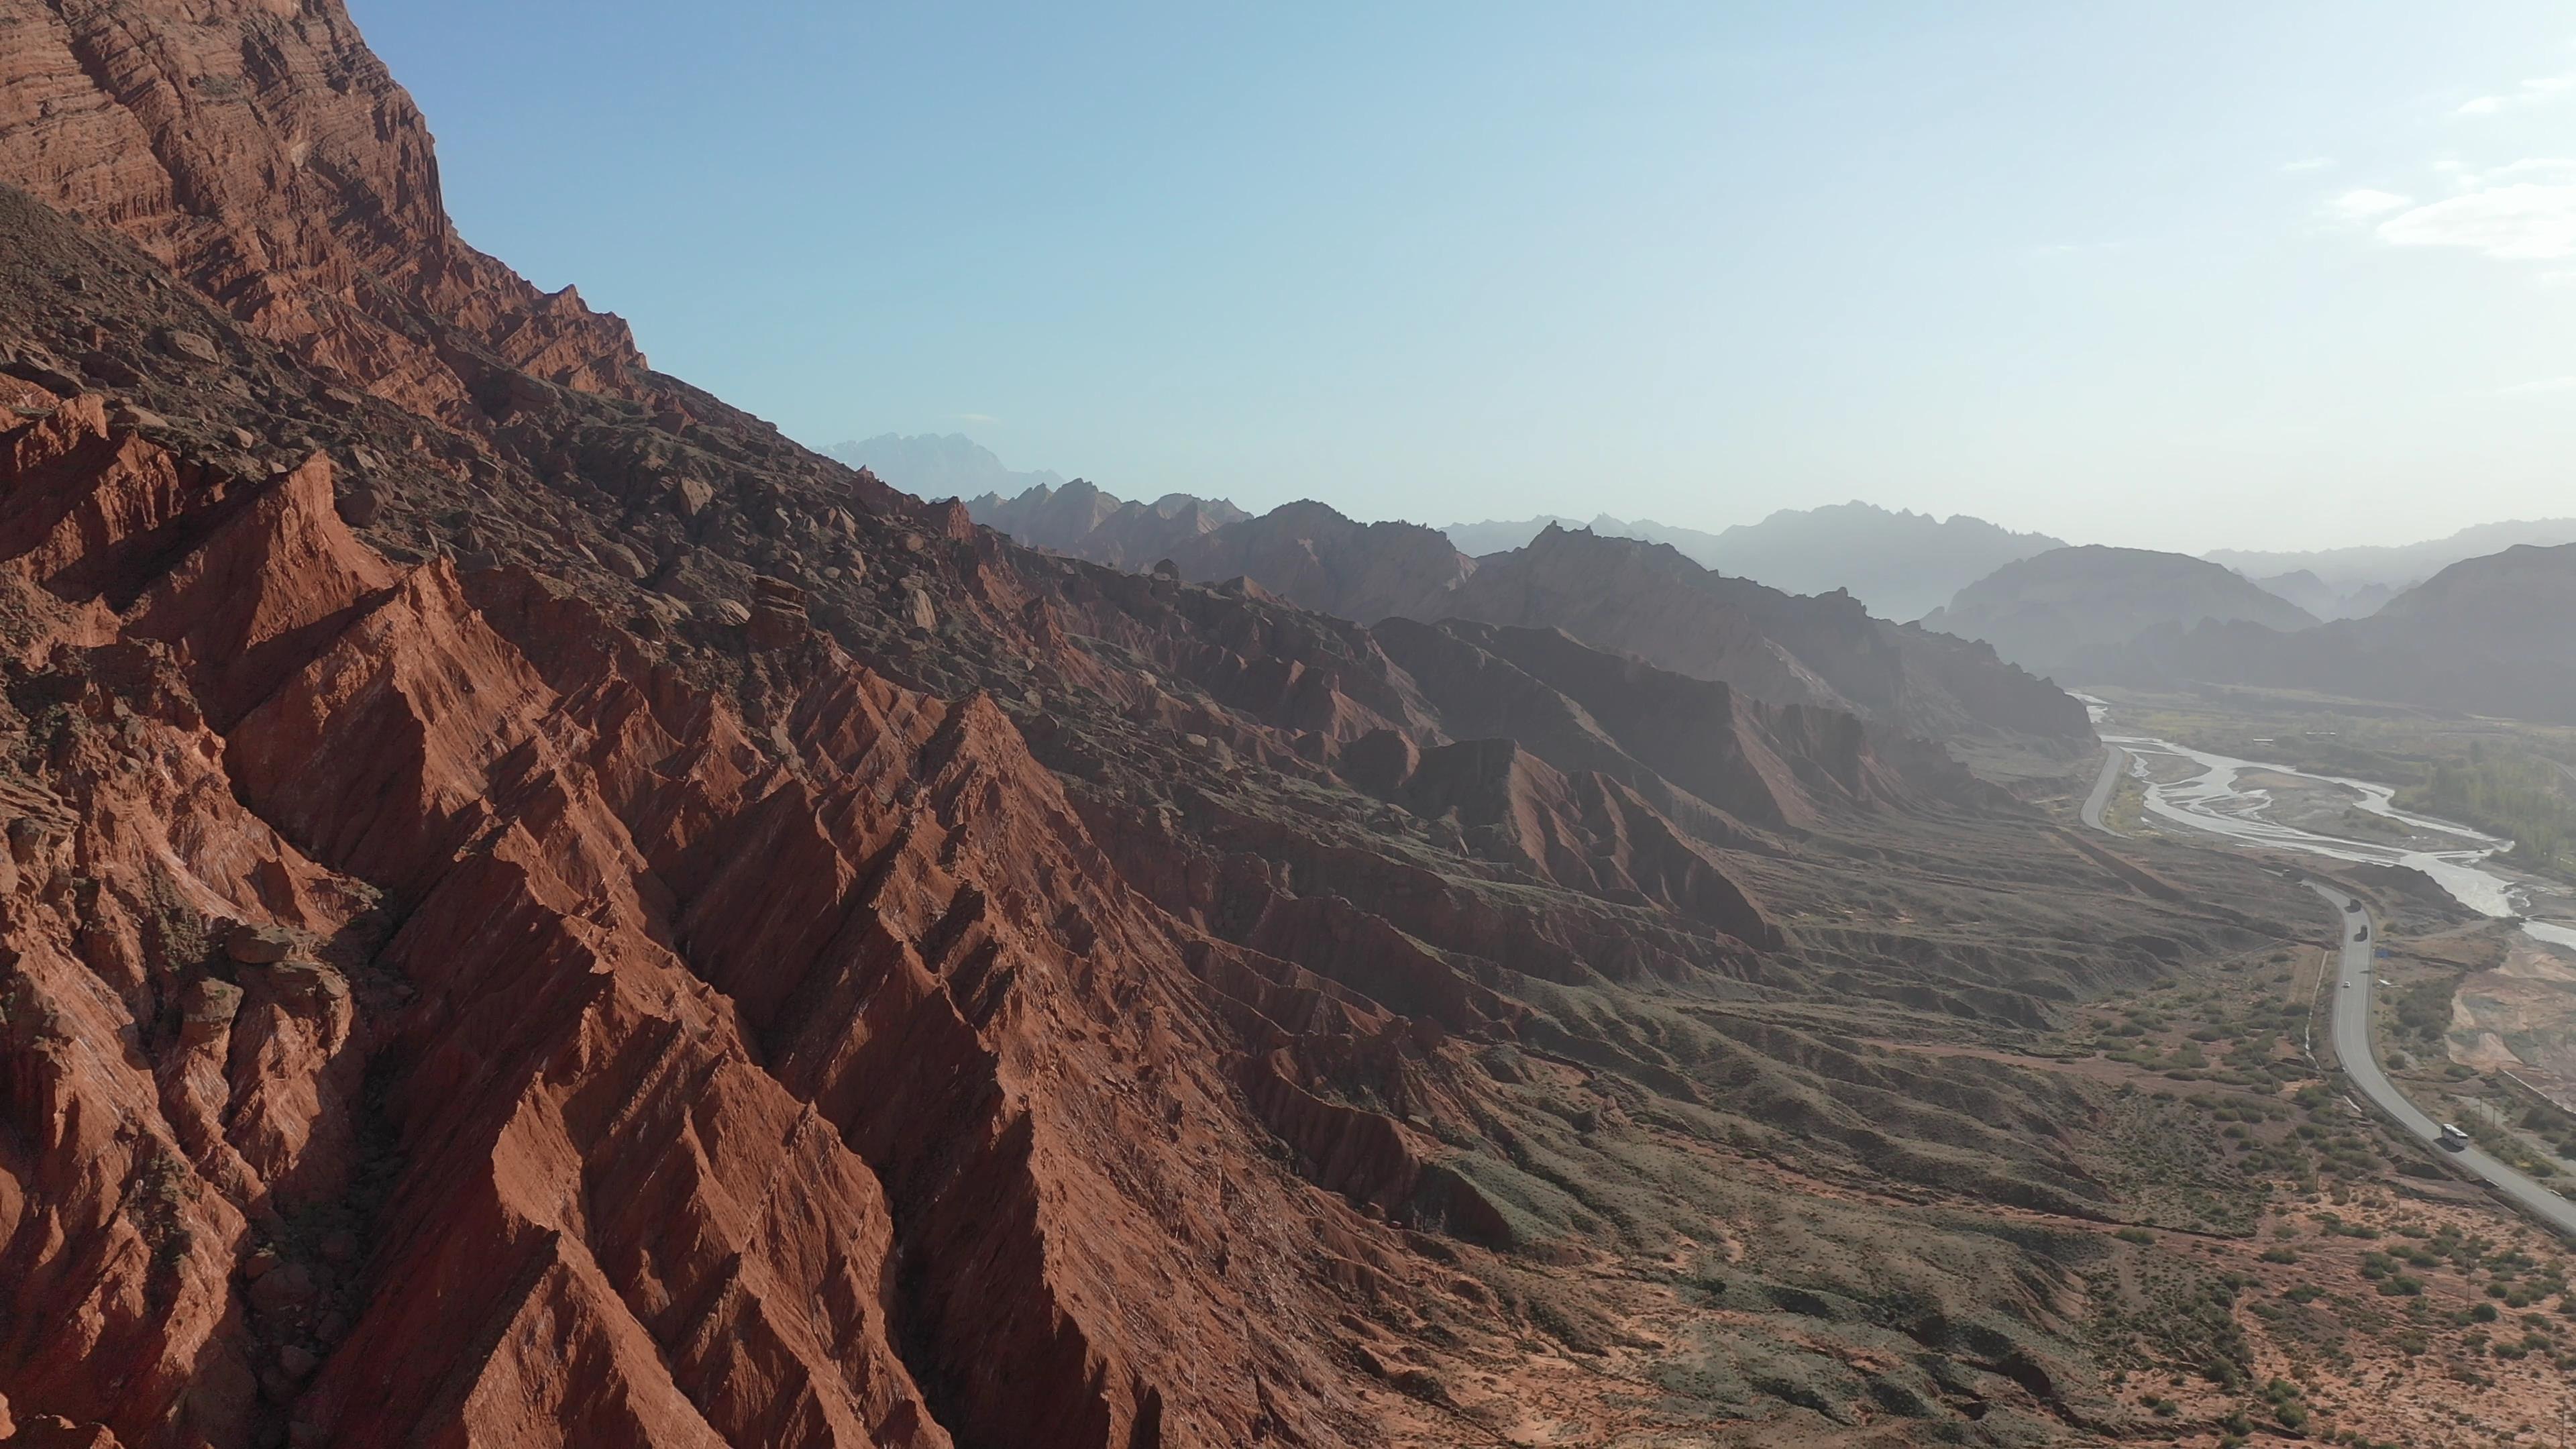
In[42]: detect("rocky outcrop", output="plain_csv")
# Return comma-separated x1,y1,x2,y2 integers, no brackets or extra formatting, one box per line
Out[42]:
0,0,645,418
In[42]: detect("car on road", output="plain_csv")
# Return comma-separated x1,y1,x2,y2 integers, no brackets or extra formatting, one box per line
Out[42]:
2440,1124,2472,1151
2344,900,2361,913
2353,926,2369,941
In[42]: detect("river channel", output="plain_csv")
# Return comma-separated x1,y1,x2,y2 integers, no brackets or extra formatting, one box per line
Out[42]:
2080,699,2576,954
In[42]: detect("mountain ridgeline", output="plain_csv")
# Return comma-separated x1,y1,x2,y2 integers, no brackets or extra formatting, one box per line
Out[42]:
2210,517,2576,598
1918,545,2320,677
1439,501,2068,621
2099,542,2576,724
963,483,2092,751
961,477,1252,568
1898,534,2576,727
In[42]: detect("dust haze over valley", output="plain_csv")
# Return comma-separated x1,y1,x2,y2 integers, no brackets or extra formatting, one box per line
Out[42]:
5,5,2576,1449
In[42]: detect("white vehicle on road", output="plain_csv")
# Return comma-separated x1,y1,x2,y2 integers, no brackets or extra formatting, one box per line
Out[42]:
2440,1124,2472,1152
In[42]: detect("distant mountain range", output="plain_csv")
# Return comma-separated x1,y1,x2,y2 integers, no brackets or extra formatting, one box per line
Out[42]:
2243,570,2403,623
826,433,1066,499
1921,546,2318,677
2098,543,2576,724
961,483,2089,750
1438,503,2066,622
900,441,2576,722
2210,518,2576,594
964,480,1251,570
845,438,2565,633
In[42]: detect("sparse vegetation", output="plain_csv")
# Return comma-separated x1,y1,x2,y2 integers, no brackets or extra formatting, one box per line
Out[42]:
2408,749,2576,879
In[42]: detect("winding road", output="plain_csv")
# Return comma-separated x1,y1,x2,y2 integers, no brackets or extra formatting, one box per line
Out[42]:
2081,745,2576,1239
2304,881,2576,1237
2079,745,2128,832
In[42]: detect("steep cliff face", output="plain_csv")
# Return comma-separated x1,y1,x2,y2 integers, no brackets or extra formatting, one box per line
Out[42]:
0,0,644,416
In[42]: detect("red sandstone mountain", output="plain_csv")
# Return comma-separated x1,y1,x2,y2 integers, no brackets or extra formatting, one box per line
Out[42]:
0,0,645,419
0,6,2338,1447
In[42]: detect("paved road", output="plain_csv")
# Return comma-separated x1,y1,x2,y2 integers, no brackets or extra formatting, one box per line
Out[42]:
2303,880,2576,1240
2079,745,2127,832
2070,741,2576,1238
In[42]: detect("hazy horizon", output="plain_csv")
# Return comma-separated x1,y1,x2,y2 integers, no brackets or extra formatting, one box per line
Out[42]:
839,429,2576,562
357,1,2576,554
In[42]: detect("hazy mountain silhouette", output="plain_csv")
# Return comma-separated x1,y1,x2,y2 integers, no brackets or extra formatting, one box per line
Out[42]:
1921,545,2317,676
2105,543,2576,724
2247,570,2404,621
1440,502,2063,621
1140,506,2090,748
827,432,1065,498
965,480,1252,568
2208,518,2576,594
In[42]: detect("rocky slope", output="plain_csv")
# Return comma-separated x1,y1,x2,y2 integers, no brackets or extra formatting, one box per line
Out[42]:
1921,545,2318,678
0,5,2341,1446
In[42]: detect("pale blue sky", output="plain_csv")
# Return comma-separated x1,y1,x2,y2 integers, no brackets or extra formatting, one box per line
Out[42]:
353,1,2576,551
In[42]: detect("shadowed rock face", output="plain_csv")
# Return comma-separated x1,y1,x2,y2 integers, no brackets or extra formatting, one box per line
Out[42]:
0,5,2332,1446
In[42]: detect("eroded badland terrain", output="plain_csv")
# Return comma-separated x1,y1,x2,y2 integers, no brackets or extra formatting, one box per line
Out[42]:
0,4,2568,1446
